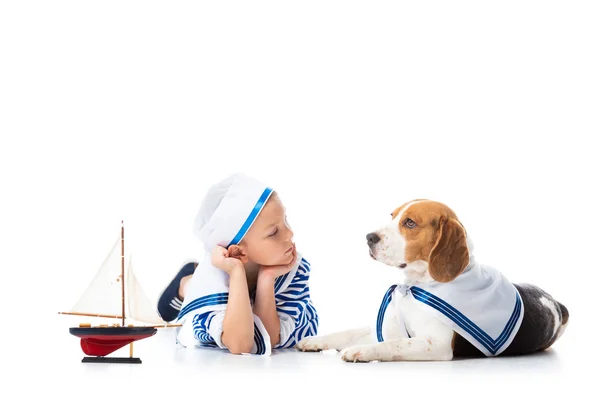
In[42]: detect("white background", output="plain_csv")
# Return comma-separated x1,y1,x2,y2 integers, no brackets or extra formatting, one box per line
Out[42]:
1,1,598,398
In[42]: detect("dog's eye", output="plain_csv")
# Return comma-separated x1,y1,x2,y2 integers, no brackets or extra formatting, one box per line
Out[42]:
404,219,417,229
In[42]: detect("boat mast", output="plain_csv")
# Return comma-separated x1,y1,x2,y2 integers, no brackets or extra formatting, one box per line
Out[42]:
121,220,125,327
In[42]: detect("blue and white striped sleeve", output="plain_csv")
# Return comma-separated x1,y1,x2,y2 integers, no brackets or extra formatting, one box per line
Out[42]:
273,257,319,349
191,310,226,348
192,310,272,355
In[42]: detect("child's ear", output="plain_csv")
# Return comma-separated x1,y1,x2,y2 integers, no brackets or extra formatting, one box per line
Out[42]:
228,245,249,264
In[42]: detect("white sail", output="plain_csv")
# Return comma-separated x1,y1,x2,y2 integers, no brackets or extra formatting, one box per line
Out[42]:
69,236,124,318
126,256,165,325
65,225,167,326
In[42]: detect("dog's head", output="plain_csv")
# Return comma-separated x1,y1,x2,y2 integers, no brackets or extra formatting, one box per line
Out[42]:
367,199,470,283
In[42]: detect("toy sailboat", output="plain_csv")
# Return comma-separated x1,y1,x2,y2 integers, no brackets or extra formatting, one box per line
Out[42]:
59,221,178,364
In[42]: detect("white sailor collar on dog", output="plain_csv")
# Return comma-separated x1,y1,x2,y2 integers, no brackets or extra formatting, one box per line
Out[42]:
375,262,524,357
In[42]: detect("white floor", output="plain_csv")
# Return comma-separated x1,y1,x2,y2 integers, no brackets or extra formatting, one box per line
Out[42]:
15,314,592,400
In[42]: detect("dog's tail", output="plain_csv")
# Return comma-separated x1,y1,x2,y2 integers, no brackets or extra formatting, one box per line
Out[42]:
555,301,569,340
558,302,569,326
540,299,569,351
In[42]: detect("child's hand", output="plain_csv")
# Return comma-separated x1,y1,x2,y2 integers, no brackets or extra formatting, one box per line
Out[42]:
211,245,244,274
259,244,298,280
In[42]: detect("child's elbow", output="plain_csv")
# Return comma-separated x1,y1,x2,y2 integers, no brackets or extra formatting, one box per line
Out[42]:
222,333,254,354
227,339,254,355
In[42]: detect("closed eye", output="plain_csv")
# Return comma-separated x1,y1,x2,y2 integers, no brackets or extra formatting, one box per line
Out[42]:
403,218,417,229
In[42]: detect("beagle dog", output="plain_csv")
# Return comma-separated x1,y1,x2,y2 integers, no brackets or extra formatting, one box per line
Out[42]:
296,199,569,362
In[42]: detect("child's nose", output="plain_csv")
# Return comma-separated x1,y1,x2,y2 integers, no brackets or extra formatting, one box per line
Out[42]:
284,226,294,241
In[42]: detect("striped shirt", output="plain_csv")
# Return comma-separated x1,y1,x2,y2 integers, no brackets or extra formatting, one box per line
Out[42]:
187,257,318,354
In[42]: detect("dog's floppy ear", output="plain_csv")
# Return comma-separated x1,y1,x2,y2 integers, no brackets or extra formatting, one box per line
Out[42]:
428,216,469,282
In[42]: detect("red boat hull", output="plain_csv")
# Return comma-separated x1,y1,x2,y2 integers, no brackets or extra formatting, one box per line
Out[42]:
69,327,157,357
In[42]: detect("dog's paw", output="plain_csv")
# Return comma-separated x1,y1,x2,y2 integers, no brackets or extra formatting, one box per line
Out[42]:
295,336,332,352
341,345,378,363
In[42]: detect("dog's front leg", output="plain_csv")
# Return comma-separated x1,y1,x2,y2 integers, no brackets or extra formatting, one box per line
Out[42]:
341,336,453,362
295,327,374,352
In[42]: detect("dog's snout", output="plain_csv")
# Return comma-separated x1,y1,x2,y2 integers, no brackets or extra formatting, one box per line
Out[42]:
366,232,380,246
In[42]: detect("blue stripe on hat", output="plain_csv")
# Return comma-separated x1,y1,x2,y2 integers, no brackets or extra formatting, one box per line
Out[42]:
227,187,273,247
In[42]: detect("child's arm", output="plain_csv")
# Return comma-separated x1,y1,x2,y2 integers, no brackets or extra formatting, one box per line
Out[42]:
220,265,255,353
256,252,318,349
254,273,282,345
254,245,299,346
210,246,255,354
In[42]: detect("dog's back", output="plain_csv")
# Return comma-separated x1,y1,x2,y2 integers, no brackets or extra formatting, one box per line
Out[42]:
453,283,569,358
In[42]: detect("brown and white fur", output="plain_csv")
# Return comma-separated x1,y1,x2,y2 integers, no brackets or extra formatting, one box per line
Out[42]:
296,199,569,362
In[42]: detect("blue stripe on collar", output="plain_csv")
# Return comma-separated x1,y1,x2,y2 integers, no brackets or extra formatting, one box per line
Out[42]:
177,292,229,321
376,284,397,342
410,286,522,355
228,187,273,247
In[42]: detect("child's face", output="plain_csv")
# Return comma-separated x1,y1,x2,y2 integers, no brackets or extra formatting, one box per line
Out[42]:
238,192,295,267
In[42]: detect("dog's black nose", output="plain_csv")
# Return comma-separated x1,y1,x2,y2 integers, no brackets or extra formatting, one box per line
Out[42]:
366,232,380,246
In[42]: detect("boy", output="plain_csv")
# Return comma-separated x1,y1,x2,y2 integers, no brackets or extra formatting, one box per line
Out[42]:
157,173,318,355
